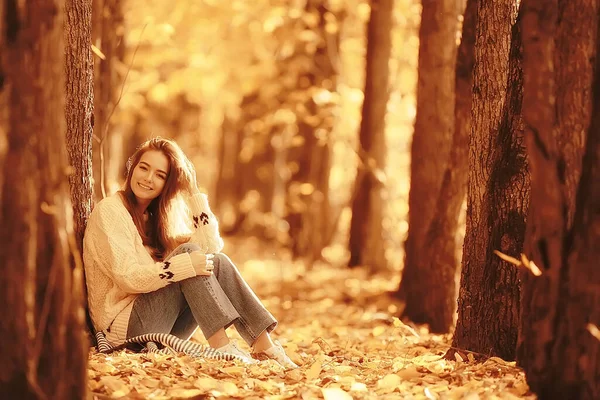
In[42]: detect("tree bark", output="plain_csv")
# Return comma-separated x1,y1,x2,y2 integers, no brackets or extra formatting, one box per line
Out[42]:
554,0,597,227
0,0,87,397
518,0,600,397
66,0,94,248
401,0,459,281
347,0,393,272
396,0,475,332
65,0,95,341
451,1,528,360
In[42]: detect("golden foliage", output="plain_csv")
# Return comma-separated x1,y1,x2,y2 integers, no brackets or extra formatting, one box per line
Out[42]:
96,0,424,270
88,238,535,399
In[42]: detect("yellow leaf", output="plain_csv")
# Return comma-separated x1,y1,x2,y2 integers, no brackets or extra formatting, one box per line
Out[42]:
322,387,353,400
90,362,117,374
396,365,421,380
222,365,246,375
91,44,106,60
372,326,386,337
350,382,368,392
99,376,130,397
376,373,401,393
587,323,600,341
222,381,239,396
305,360,322,381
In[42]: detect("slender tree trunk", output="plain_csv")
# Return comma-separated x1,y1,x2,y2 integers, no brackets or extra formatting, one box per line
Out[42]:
401,0,459,278
92,0,124,200
223,93,277,236
396,0,475,332
0,0,87,397
65,0,95,341
66,0,94,247
215,110,243,232
347,0,393,272
519,0,600,397
451,1,528,361
285,0,338,260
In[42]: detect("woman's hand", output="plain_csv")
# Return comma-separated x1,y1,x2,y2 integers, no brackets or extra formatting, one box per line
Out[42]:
189,251,214,276
182,158,200,195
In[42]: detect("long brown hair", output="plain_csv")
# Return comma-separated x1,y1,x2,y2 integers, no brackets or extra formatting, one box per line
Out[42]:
119,137,194,260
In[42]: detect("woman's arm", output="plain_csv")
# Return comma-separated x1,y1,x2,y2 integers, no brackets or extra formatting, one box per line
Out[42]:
91,201,198,294
185,190,225,254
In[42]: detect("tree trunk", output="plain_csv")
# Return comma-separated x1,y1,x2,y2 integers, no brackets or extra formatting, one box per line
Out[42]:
284,0,338,260
66,0,94,248
518,0,599,397
554,0,596,227
65,0,96,341
92,0,124,200
451,1,528,361
230,92,278,236
215,110,244,233
347,0,393,272
396,0,475,332
0,0,87,397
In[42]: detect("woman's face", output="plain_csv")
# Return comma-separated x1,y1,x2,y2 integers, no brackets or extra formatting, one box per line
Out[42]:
130,150,170,204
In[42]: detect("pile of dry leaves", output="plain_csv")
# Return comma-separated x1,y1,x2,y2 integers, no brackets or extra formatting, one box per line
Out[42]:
88,238,536,399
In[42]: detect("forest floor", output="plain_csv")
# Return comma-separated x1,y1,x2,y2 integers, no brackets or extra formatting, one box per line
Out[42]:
88,237,537,400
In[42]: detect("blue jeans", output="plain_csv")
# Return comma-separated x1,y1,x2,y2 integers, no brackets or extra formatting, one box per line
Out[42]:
126,243,277,346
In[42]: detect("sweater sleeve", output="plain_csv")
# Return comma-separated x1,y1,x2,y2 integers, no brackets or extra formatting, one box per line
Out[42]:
94,202,197,294
186,192,225,254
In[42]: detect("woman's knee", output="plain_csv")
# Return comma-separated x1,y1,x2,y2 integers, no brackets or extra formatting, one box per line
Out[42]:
213,253,235,269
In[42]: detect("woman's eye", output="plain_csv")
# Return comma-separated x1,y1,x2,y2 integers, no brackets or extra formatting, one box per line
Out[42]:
158,175,166,180
139,166,147,171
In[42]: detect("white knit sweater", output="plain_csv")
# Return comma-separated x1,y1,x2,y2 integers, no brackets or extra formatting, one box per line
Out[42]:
83,192,224,344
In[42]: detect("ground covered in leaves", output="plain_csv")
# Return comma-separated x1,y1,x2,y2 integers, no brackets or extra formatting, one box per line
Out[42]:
88,238,537,399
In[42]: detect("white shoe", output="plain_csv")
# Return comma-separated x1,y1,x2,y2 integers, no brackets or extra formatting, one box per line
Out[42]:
216,340,255,364
252,340,299,369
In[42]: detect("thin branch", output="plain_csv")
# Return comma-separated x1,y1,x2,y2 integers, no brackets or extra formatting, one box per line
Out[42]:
98,23,147,198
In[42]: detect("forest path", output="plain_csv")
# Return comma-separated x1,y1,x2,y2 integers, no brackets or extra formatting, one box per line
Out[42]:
88,237,535,399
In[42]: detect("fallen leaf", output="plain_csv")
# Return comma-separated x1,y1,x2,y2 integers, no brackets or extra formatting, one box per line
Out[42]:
322,387,353,400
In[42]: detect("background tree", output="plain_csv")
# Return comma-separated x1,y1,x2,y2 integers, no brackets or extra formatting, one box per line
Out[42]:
281,0,339,260
451,0,528,360
92,0,125,200
519,0,599,397
0,0,87,396
347,0,393,272
216,93,278,237
395,0,475,332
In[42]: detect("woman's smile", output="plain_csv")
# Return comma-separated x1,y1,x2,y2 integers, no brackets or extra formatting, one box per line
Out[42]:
130,150,170,211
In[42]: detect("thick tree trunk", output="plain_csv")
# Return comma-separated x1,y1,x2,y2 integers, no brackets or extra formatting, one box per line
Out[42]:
396,0,475,332
0,0,87,397
347,0,393,272
451,1,528,361
519,0,600,398
554,0,597,227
